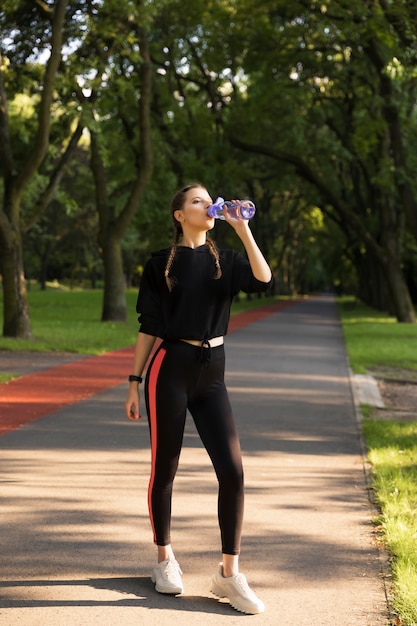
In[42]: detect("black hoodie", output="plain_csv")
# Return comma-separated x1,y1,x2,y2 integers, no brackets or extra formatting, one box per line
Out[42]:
136,244,272,341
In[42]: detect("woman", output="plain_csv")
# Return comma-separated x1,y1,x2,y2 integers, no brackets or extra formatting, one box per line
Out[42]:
124,183,272,614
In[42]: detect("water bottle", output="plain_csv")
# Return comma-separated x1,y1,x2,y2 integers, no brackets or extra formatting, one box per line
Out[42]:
207,197,256,221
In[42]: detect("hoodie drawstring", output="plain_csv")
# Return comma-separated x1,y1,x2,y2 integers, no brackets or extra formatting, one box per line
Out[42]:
200,339,211,368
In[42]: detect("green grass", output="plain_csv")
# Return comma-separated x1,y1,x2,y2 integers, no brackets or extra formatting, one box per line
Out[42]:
0,286,286,356
362,420,417,626
0,289,139,354
339,296,417,626
0,373,15,383
337,296,417,374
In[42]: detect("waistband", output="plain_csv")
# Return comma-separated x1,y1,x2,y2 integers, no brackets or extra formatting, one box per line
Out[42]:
163,337,224,368
179,336,224,348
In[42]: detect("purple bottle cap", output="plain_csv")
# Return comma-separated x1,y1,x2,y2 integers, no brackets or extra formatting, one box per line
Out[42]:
207,197,224,218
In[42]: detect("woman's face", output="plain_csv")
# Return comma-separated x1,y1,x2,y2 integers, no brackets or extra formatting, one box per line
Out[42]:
175,186,214,231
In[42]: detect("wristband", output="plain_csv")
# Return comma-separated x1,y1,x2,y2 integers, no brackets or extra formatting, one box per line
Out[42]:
128,375,143,383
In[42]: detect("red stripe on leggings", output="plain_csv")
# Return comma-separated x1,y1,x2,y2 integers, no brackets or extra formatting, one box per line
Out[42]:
147,347,167,544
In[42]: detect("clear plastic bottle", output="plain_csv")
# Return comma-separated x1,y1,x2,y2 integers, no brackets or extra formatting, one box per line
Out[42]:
207,197,256,220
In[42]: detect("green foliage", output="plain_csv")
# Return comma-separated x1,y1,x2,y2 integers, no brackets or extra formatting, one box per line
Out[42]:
2,0,417,334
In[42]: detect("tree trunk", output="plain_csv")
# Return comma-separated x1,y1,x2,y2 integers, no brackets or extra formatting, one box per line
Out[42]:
0,220,31,337
89,23,153,323
354,236,414,321
374,188,415,320
354,249,388,312
0,0,68,337
101,238,127,322
39,242,53,291
365,36,417,245
383,259,416,322
0,69,32,337
90,131,130,323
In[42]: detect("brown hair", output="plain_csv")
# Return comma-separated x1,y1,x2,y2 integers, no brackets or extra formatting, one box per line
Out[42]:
164,183,222,291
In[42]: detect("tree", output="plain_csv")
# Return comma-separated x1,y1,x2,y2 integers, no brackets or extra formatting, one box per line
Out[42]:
66,1,154,321
222,0,417,321
1,0,154,327
0,0,70,337
3,0,415,327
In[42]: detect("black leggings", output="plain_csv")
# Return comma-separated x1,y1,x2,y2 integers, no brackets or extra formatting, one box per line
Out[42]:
144,340,244,555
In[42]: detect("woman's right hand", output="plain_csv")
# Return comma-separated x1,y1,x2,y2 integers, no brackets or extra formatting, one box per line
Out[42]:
125,386,141,421
124,332,157,422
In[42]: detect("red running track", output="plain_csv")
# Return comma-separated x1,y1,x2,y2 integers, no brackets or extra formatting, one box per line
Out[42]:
0,299,298,436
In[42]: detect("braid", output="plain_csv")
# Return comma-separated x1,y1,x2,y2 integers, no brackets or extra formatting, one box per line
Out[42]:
165,182,222,291
165,223,181,292
206,236,222,280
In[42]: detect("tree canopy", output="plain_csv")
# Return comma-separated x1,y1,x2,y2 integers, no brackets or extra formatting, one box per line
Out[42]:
1,0,416,337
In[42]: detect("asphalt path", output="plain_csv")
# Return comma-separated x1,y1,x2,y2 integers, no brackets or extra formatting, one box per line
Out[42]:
0,295,388,625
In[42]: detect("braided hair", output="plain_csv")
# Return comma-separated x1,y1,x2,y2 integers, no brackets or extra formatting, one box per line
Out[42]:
164,183,222,292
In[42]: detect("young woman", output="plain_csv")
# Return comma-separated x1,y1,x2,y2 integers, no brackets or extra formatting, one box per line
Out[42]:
124,183,272,615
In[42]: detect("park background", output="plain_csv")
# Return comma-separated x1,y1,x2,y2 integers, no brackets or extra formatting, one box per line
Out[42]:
1,0,417,338
1,2,417,625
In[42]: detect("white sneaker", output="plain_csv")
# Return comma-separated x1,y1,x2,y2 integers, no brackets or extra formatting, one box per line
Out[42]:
151,558,183,594
210,564,265,614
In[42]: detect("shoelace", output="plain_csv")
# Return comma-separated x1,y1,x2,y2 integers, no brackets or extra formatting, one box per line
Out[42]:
233,573,256,598
164,559,183,577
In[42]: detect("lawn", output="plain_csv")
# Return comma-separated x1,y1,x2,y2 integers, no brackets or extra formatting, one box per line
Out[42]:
362,420,417,626
338,297,417,626
0,288,139,355
338,297,417,373
0,285,285,356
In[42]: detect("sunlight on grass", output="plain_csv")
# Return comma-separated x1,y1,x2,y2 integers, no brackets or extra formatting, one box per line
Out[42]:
0,373,15,383
393,560,417,626
362,420,417,626
339,297,417,626
0,288,283,355
337,297,417,373
0,290,139,354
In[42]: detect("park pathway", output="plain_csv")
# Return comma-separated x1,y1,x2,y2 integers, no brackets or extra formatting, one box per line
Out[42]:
0,295,388,625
